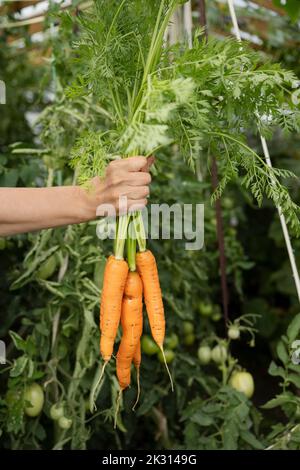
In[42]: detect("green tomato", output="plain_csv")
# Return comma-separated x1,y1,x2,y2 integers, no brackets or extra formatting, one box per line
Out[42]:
223,197,234,210
229,371,254,399
165,333,179,350
228,325,240,340
24,383,44,417
50,404,64,421
198,302,213,317
183,333,195,346
228,227,237,237
0,238,6,250
198,346,211,365
157,349,175,364
58,416,73,430
141,335,159,356
182,321,194,335
212,311,222,322
36,254,58,280
211,344,227,364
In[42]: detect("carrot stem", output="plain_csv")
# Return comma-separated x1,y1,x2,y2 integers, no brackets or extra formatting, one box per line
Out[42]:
127,218,137,271
133,211,146,252
115,215,130,259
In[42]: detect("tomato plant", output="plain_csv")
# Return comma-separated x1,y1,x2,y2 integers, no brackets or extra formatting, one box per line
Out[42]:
1,0,300,452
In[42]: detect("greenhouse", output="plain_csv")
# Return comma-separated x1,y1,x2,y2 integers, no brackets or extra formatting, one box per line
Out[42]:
1,0,300,454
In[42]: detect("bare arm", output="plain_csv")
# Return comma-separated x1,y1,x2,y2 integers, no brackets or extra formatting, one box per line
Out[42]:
0,156,153,236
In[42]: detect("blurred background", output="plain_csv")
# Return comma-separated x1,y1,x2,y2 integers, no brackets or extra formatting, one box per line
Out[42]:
1,0,300,450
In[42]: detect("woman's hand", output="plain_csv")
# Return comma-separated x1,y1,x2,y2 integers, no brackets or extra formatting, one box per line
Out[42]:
81,156,154,218
0,156,154,236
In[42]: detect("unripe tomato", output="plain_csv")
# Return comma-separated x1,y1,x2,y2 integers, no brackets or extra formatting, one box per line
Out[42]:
36,254,58,280
182,321,194,335
0,238,6,250
228,325,240,340
58,416,72,430
223,197,234,210
50,404,64,421
211,344,227,364
212,311,222,322
198,345,211,365
229,371,254,399
165,333,179,350
198,302,213,317
157,349,175,364
183,333,195,346
24,383,44,417
141,335,159,355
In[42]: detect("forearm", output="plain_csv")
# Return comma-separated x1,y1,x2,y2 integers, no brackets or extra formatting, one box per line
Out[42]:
0,186,96,236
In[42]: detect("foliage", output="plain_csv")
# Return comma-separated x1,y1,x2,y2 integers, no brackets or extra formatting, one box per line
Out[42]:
1,0,300,452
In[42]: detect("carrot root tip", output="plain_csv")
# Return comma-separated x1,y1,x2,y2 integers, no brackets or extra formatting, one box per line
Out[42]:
159,346,174,392
132,367,141,411
114,389,123,429
89,361,108,413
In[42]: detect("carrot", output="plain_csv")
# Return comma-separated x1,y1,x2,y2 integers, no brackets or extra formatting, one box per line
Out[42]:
100,255,129,362
115,271,143,427
91,255,129,412
136,249,173,390
116,272,143,389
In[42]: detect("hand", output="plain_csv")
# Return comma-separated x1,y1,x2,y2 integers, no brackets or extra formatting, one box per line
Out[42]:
80,156,154,218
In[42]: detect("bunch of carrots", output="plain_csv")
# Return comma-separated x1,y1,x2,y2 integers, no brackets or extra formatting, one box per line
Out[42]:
94,211,173,425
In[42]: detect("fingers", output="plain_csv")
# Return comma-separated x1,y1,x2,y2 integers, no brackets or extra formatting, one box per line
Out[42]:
141,155,155,172
126,171,151,186
118,198,148,215
108,156,148,172
122,185,150,199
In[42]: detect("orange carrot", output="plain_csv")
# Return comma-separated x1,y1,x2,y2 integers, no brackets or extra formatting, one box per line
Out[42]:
100,255,129,362
136,249,173,390
136,250,165,347
116,272,143,390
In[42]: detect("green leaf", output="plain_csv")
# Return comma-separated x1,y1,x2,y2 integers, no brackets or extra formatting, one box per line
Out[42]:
287,314,300,343
10,356,28,377
223,420,239,450
240,430,264,449
191,411,214,427
9,331,27,352
287,373,300,388
276,340,289,365
268,361,286,379
261,394,294,409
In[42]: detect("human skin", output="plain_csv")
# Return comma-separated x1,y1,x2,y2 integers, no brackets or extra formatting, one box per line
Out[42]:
0,156,153,236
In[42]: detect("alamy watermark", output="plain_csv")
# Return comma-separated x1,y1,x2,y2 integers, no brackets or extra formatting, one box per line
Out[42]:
0,80,6,104
96,199,204,251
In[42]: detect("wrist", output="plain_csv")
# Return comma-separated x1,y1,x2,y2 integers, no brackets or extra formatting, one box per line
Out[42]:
74,184,103,223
